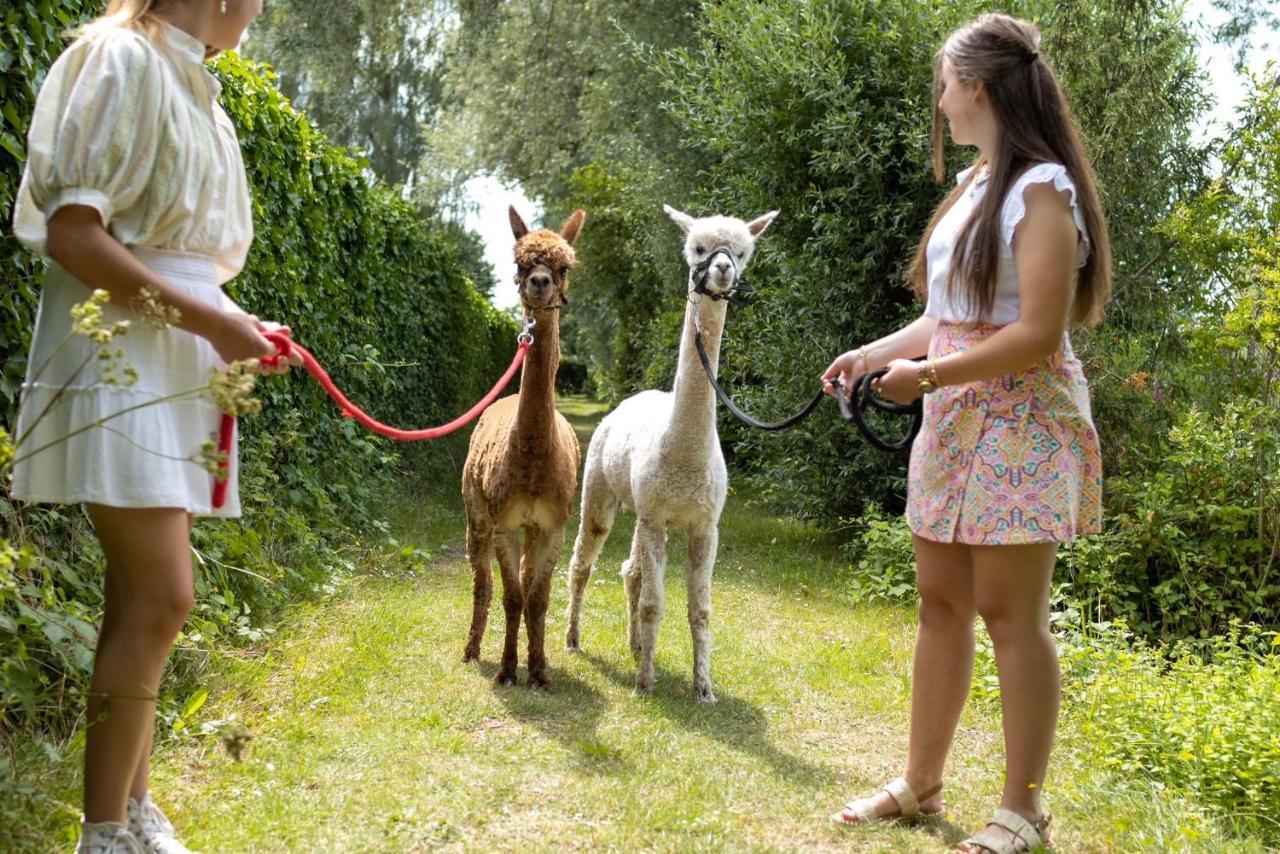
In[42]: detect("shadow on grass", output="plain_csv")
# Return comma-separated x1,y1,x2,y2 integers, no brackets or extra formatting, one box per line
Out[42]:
578,650,835,788
470,658,628,776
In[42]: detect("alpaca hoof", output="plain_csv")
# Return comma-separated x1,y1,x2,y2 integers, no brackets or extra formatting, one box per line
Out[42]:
527,673,551,690
565,630,581,652
695,685,718,704
633,674,654,696
494,670,518,687
462,646,480,664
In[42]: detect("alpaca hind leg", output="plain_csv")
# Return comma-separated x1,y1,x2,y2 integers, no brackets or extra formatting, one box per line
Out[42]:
522,525,565,688
566,494,617,651
493,530,522,686
463,521,494,663
631,519,668,695
686,522,719,703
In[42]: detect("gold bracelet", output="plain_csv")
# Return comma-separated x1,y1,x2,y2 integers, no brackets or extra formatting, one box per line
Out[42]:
916,360,941,394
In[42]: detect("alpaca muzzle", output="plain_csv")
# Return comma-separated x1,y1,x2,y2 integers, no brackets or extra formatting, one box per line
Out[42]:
691,249,754,302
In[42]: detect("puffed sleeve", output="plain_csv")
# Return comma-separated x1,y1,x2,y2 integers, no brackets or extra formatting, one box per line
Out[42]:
12,28,165,254
1000,163,1091,269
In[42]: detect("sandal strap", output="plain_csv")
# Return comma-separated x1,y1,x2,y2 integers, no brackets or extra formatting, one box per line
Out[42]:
882,777,920,817
961,809,1047,853
838,797,879,823
960,828,1020,854
990,808,1045,848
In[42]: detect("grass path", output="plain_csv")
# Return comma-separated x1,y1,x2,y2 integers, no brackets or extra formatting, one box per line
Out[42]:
33,399,1263,851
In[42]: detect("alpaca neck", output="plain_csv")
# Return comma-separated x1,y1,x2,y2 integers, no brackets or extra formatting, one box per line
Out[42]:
514,309,561,447
667,294,728,452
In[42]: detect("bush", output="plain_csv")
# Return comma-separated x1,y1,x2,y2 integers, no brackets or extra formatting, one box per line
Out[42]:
1059,622,1280,844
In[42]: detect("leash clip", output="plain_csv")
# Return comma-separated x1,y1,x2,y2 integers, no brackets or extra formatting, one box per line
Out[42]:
517,315,536,346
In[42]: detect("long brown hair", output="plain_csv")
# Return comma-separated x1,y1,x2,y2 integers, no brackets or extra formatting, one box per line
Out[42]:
906,13,1112,328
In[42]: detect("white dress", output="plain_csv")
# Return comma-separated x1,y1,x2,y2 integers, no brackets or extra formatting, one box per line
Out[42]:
11,22,254,517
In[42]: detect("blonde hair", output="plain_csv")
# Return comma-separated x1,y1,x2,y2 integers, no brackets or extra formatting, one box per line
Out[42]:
74,0,176,39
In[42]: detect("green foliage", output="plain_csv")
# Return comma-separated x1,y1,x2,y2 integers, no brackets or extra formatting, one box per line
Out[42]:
1062,401,1279,640
243,0,449,186
838,502,916,603
1060,622,1280,844
0,2,515,764
0,0,102,412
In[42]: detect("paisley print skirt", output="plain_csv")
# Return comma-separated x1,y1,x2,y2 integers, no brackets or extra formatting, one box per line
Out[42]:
906,322,1102,545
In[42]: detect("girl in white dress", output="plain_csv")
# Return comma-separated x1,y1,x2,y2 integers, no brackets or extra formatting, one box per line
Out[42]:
11,2,297,851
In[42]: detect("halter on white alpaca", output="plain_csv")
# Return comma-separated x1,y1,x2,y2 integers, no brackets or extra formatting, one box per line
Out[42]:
564,203,777,702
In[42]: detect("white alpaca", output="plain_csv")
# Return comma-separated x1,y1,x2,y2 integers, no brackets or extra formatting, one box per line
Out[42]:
565,204,778,702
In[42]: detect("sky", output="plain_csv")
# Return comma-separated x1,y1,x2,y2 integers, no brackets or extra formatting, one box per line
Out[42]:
467,3,1277,311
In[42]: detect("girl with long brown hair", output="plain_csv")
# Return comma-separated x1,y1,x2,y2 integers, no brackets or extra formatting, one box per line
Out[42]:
12,2,298,851
822,13,1111,852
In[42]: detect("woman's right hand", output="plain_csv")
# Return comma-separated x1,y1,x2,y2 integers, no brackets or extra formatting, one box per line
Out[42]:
207,311,277,366
821,348,866,402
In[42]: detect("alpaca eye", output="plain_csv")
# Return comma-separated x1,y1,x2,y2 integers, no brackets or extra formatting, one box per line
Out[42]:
695,246,706,255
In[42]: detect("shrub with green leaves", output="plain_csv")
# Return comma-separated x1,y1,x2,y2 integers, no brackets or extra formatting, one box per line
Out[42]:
1060,622,1280,844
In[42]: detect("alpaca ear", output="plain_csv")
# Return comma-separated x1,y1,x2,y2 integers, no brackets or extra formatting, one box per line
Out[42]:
559,209,585,246
746,210,779,237
663,204,695,233
509,205,530,241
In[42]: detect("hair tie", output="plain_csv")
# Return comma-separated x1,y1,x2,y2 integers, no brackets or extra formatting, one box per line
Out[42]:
1024,50,1040,65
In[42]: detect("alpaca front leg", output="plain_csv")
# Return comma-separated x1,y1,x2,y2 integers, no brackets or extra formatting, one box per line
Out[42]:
522,526,564,688
687,523,719,703
463,522,494,663
566,497,616,651
494,530,522,686
630,519,667,695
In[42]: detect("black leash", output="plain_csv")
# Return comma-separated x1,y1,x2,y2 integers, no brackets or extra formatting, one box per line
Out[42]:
694,329,923,452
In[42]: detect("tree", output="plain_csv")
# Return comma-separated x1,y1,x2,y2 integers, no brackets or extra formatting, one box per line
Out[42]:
243,0,450,187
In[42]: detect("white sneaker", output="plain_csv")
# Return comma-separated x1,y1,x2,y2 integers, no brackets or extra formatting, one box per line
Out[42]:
126,795,197,854
76,821,143,854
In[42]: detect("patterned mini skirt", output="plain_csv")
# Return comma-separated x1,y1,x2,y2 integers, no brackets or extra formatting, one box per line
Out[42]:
906,322,1102,545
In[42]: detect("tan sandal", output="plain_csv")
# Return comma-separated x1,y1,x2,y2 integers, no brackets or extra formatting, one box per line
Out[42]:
831,776,943,826
957,809,1052,853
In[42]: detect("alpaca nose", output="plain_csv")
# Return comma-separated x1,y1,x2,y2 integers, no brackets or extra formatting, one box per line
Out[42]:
715,260,731,275
530,273,553,290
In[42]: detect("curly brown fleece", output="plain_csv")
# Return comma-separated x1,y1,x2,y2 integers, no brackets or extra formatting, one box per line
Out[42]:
514,229,577,272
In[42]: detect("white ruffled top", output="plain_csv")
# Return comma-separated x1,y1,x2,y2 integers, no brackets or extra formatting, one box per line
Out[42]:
12,21,252,284
924,162,1091,325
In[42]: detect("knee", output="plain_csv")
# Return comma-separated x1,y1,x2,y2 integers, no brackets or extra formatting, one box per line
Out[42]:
975,599,1044,646
129,585,194,643
688,603,710,630
918,590,972,631
639,598,663,624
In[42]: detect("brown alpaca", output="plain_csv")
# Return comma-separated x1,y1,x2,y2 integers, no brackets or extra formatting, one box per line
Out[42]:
461,206,584,688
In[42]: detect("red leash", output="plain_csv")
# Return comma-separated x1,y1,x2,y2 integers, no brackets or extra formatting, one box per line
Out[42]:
211,320,535,509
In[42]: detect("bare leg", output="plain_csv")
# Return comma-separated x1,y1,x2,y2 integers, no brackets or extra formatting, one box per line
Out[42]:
965,541,1059,844
493,530,522,686
462,520,494,663
522,526,564,687
838,535,972,820
631,519,667,695
565,491,616,651
686,521,718,703
83,505,195,824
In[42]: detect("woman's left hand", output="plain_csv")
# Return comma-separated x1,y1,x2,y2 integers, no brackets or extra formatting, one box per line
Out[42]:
872,358,923,405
